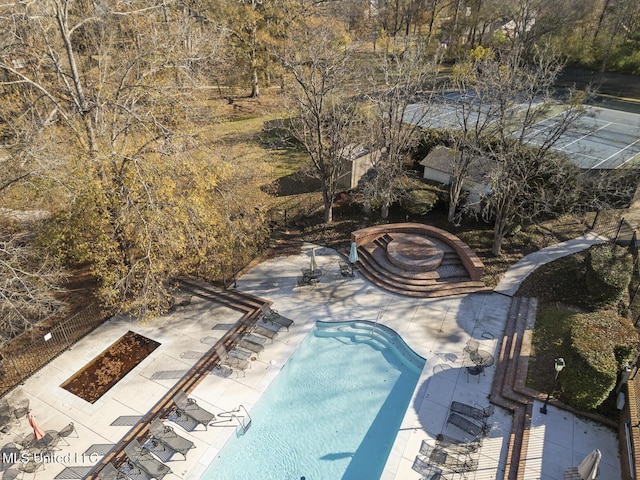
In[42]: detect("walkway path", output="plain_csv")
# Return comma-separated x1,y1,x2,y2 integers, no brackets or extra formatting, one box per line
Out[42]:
494,231,608,297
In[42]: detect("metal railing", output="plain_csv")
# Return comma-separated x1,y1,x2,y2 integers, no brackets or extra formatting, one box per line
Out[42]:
0,303,111,397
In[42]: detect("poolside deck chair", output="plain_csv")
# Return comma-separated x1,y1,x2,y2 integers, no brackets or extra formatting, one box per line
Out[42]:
215,345,250,376
427,438,475,457
252,324,278,342
236,336,265,355
97,463,127,480
420,443,478,474
447,412,489,439
172,390,215,430
149,418,195,460
435,433,481,453
450,401,494,421
411,456,451,479
124,439,172,480
260,304,294,330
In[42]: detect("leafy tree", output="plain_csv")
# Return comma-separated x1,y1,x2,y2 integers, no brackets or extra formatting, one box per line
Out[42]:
0,0,268,318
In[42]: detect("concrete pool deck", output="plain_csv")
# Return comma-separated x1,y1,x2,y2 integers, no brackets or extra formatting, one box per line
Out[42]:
0,241,621,480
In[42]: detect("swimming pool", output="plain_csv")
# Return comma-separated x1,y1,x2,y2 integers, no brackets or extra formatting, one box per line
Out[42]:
201,320,425,480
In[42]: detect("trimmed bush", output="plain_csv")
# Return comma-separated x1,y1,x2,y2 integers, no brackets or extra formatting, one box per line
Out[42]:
584,243,633,305
560,310,637,410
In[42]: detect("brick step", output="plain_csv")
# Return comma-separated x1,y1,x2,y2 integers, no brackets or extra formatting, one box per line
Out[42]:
489,296,538,480
360,244,467,281
356,264,489,297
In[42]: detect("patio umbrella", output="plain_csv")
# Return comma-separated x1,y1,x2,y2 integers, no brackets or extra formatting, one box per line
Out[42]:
563,449,602,480
577,449,601,480
26,412,45,441
310,248,318,272
349,242,359,265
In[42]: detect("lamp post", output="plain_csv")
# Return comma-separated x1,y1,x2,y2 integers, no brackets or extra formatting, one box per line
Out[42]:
540,357,565,415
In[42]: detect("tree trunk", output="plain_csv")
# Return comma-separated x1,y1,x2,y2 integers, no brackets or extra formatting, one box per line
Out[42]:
250,66,259,97
491,213,508,256
324,198,333,223
381,201,390,219
448,178,464,223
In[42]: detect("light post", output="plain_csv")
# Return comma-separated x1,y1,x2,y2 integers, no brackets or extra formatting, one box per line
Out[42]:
540,357,565,415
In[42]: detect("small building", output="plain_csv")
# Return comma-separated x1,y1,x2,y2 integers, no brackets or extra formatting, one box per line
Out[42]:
419,145,490,208
336,145,383,191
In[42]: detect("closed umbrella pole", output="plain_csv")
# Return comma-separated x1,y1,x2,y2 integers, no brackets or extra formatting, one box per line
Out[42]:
577,449,601,480
310,248,318,272
26,412,45,440
349,242,359,265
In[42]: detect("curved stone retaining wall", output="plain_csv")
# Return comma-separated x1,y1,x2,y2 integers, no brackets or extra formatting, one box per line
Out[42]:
351,223,484,282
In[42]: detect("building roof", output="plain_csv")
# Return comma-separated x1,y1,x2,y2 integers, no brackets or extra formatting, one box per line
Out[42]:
420,146,489,185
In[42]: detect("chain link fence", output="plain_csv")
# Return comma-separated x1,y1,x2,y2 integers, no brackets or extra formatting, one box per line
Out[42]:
0,303,111,397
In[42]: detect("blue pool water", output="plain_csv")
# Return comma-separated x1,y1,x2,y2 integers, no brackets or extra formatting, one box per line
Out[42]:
200,320,425,480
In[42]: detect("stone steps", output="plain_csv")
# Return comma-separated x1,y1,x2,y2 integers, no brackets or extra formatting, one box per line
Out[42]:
356,237,490,297
490,297,537,480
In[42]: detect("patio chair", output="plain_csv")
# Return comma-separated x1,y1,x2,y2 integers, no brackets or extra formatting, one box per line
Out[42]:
54,422,77,446
215,345,250,376
339,261,354,277
1,442,21,470
124,439,172,480
236,335,265,355
252,324,278,342
260,304,294,330
172,390,215,430
12,400,29,423
17,458,45,478
446,412,489,439
29,431,60,454
412,456,450,479
0,411,18,434
450,401,494,421
149,418,195,460
464,339,480,357
435,433,481,453
96,463,127,480
420,443,478,473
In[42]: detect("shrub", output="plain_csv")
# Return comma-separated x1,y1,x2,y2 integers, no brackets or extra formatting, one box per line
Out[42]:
560,310,637,410
584,243,633,306
401,189,439,215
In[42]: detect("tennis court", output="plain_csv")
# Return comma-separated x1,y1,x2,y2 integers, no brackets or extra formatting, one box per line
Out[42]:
405,95,640,170
525,107,640,169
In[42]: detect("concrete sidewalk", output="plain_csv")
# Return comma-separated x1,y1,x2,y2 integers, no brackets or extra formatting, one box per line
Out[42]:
494,231,608,297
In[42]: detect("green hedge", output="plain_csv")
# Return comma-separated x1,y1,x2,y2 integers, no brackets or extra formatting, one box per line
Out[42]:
561,310,637,410
584,243,633,306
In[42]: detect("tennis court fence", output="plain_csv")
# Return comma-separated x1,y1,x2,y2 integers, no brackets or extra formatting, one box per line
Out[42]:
589,210,640,316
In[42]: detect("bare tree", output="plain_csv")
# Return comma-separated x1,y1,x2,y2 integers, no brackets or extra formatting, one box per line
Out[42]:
361,41,442,219
478,47,589,255
0,231,67,345
445,45,504,224
278,17,363,223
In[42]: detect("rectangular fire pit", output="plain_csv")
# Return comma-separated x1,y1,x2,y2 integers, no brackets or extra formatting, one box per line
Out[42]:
61,331,160,403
